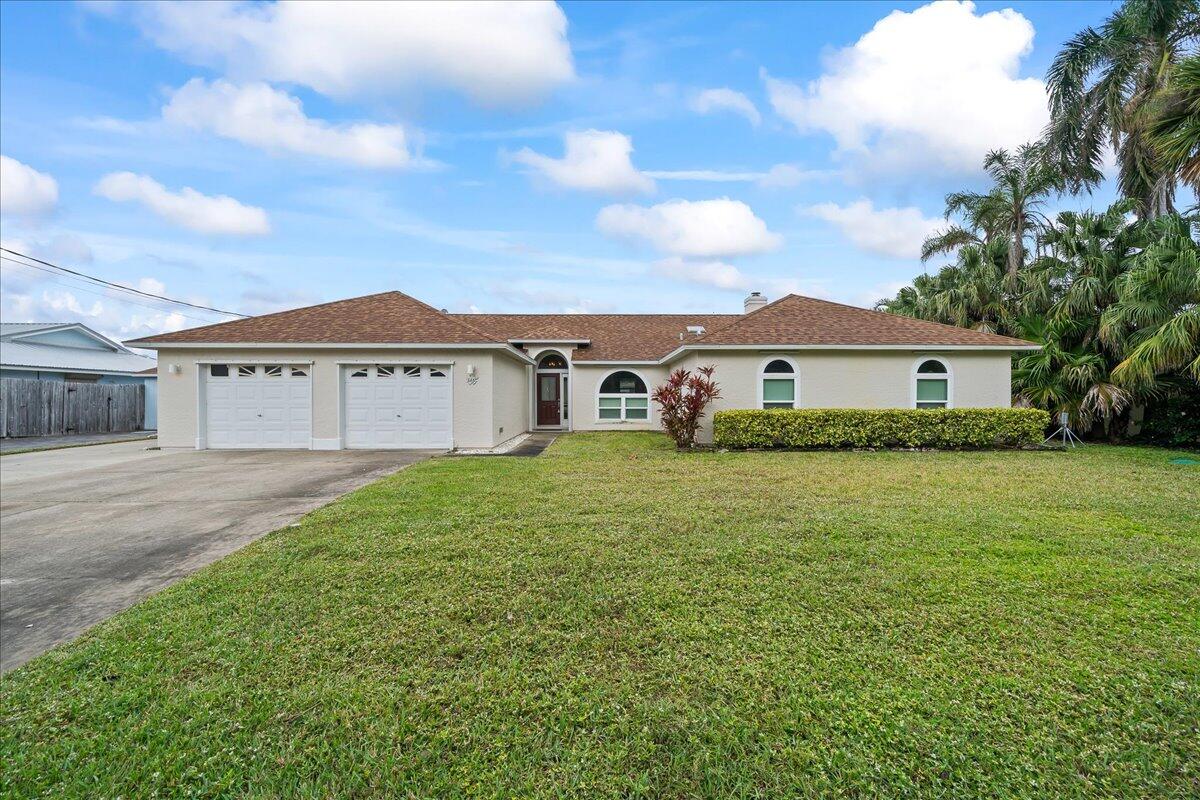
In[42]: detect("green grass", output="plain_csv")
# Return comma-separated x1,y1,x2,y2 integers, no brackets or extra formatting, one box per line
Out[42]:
2,433,1198,798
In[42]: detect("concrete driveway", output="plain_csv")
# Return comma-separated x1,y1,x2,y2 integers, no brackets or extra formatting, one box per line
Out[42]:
0,442,433,671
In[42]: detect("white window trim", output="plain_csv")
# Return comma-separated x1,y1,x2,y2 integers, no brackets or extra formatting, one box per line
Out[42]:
757,355,799,409
595,368,650,423
911,355,954,409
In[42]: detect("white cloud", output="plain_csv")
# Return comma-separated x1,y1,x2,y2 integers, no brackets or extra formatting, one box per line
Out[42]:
645,163,829,187
655,256,748,290
690,88,761,127
758,163,821,188
851,280,909,309
134,0,574,107
1,156,59,216
654,256,832,301
596,198,782,258
164,79,412,168
804,199,942,259
762,1,1047,173
486,282,613,313
94,172,271,236
0,263,192,344
1,233,94,265
509,130,654,194
644,169,762,182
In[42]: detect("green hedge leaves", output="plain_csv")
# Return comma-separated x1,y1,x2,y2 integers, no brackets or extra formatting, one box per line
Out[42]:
713,408,1050,450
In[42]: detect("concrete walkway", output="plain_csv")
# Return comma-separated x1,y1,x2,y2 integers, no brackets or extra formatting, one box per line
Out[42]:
506,432,559,456
0,431,156,454
0,442,432,671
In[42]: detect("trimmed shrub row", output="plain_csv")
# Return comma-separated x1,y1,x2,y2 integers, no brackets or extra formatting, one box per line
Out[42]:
712,407,1050,450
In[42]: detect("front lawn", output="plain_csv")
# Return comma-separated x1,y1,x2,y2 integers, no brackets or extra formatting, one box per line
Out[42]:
2,434,1198,798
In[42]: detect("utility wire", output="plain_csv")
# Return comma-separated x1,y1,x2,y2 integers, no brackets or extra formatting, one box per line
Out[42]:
0,247,248,317
1,257,230,325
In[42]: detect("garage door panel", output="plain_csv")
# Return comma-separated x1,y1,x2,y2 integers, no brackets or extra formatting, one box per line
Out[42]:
206,366,310,450
343,364,451,449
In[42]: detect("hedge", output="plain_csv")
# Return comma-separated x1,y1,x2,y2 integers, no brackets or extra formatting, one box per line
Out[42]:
712,408,1050,450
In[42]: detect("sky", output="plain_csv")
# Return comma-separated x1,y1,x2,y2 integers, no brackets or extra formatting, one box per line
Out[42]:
0,0,1122,347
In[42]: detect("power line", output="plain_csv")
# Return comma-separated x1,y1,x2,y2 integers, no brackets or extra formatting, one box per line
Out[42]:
0,247,248,317
1,257,231,325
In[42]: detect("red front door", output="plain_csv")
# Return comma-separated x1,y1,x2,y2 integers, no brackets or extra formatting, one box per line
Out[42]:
537,373,560,426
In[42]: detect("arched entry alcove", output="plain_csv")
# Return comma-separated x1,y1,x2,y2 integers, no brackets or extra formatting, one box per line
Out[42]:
534,350,569,429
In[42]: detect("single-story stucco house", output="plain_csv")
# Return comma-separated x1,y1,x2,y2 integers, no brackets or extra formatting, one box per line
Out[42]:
125,290,1038,451
2,322,159,429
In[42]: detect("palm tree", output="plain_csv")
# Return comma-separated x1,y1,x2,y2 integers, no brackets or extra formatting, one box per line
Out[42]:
1012,316,1132,433
1103,213,1200,387
923,145,1060,280
1146,54,1200,196
1024,200,1143,354
880,238,1019,335
1043,0,1200,218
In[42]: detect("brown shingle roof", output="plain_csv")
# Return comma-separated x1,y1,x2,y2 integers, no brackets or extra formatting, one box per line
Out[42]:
693,294,1036,348
126,291,501,346
457,314,738,361
125,290,1036,357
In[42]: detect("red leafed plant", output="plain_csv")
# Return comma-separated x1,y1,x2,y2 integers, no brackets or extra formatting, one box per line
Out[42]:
652,365,721,449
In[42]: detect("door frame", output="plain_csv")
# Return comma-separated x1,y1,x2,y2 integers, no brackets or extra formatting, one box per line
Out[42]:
531,350,570,431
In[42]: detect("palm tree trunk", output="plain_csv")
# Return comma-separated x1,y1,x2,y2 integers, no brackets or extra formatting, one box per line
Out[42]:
1009,217,1025,279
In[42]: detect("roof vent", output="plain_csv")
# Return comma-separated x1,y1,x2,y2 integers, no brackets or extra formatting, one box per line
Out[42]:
744,291,768,314
686,325,706,336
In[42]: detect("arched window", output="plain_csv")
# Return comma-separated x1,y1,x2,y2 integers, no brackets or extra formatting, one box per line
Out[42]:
759,357,797,409
913,357,952,409
538,352,567,370
597,370,648,421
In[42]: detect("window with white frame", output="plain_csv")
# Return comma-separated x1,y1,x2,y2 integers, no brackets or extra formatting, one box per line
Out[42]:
760,358,797,409
914,358,951,408
597,371,648,421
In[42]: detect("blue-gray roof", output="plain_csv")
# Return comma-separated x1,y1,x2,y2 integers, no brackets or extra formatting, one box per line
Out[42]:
0,323,156,375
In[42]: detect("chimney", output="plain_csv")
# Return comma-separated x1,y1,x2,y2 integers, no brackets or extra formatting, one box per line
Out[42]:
743,291,768,314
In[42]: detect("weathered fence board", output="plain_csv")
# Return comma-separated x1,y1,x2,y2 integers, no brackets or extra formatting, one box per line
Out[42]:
0,378,144,438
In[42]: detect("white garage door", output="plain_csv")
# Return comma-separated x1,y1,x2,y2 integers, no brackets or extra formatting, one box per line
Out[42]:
205,364,311,449
344,364,452,449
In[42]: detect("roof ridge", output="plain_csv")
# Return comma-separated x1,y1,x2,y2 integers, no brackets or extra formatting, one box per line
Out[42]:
127,290,505,346
691,293,801,343
395,292,504,342
451,312,739,318
792,294,1035,345
125,290,403,342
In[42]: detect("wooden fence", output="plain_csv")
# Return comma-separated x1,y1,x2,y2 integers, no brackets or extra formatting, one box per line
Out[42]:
0,378,145,438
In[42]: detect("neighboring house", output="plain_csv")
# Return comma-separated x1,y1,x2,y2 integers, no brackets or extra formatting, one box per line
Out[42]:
126,290,1036,451
0,322,159,429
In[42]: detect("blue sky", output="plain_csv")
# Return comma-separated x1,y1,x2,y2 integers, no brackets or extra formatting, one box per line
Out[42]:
0,0,1120,344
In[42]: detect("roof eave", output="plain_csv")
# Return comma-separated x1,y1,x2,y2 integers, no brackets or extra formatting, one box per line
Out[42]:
661,342,1040,363
508,338,592,345
124,341,537,365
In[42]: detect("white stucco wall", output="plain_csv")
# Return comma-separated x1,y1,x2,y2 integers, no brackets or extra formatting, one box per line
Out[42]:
567,350,1010,437
153,345,1015,449
568,363,669,432
492,354,530,444
153,348,514,450
679,349,1013,442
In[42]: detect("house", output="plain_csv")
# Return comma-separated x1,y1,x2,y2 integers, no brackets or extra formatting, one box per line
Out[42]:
125,290,1038,450
1,323,158,429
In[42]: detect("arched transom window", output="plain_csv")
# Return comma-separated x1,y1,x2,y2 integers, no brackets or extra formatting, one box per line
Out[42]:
597,371,648,421
913,358,951,409
760,358,797,409
538,352,568,370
